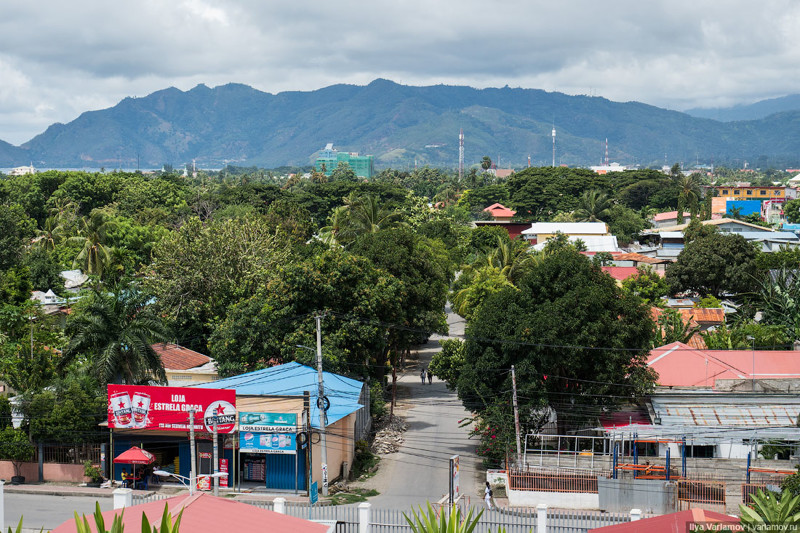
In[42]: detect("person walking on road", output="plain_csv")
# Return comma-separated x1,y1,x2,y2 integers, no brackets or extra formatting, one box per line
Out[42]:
420,367,426,384
484,482,493,509
427,369,433,384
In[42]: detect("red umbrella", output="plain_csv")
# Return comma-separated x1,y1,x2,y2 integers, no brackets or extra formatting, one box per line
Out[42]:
114,446,155,484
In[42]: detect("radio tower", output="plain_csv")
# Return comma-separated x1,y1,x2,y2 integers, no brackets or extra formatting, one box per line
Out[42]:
527,155,531,168
458,129,464,181
551,126,556,168
605,138,609,166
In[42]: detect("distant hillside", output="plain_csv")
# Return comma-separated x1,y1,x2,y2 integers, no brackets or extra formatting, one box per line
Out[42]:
3,80,800,169
686,94,800,122
0,139,24,166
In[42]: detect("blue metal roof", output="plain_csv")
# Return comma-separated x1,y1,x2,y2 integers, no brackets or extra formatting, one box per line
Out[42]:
192,362,364,428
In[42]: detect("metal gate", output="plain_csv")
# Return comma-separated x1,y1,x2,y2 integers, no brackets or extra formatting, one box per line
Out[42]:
265,452,307,491
677,479,726,513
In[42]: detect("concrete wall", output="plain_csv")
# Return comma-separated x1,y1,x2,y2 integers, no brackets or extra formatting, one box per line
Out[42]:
0,461,88,482
598,477,676,514
310,413,356,487
507,486,599,509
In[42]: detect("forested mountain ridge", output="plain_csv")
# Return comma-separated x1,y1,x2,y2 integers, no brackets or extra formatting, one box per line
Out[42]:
3,79,800,169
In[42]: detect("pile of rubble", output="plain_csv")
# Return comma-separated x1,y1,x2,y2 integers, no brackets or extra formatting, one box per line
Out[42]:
371,415,408,454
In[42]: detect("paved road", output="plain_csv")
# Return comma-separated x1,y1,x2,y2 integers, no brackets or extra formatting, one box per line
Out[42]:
3,493,114,531
354,306,483,510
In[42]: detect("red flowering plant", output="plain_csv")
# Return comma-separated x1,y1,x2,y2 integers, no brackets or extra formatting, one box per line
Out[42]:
460,401,517,468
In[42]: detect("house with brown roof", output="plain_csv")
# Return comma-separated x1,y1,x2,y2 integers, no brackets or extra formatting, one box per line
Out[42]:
151,343,218,386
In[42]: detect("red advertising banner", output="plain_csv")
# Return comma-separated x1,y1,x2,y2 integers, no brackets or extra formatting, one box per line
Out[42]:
220,458,229,488
107,385,236,433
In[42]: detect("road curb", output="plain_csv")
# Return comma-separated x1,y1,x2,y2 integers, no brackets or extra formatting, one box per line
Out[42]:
3,486,154,498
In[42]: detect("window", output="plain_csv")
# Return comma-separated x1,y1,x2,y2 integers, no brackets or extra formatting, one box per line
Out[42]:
721,189,729,195
760,190,767,195
734,190,740,195
686,445,715,458
747,190,753,195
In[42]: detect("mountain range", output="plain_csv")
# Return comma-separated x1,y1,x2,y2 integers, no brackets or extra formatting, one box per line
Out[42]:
2,80,800,170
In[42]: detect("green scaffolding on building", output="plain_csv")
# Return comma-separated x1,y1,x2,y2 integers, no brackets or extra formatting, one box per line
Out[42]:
315,143,374,179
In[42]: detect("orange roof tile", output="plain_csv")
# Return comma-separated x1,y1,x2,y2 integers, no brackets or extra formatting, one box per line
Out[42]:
483,203,516,218
614,252,669,264
151,343,211,371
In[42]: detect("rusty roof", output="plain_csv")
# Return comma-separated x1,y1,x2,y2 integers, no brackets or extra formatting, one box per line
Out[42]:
151,343,211,370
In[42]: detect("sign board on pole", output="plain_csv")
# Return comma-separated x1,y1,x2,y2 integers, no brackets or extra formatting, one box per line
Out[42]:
219,458,229,488
310,481,319,505
239,432,297,454
107,385,236,433
449,455,460,504
239,412,297,433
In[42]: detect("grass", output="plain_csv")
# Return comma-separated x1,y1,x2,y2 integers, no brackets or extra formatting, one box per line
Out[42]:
329,488,379,506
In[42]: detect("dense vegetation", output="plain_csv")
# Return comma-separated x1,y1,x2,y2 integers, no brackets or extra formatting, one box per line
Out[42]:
2,163,798,464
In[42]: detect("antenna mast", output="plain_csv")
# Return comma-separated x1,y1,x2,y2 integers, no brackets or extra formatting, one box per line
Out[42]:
551,126,556,168
458,129,464,180
605,138,609,166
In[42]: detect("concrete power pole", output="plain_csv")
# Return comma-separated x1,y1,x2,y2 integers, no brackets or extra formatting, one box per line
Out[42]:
188,409,196,495
511,366,522,468
316,315,329,496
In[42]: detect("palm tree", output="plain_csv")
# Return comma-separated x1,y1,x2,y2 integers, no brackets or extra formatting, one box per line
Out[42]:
480,156,492,171
319,193,405,246
676,173,702,224
61,288,168,385
573,190,612,222
68,210,115,277
33,216,62,252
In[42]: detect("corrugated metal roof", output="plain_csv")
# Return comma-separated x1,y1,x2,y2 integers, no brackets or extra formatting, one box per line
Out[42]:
192,362,363,427
522,222,609,235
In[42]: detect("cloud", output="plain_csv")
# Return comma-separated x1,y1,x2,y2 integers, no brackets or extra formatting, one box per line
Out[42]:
1,0,799,144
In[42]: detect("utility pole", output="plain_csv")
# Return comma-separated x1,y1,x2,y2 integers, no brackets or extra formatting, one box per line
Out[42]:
315,315,329,496
511,365,522,468
188,409,196,495
212,418,219,497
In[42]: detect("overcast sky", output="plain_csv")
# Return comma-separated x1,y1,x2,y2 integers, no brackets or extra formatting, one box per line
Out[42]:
1,0,799,145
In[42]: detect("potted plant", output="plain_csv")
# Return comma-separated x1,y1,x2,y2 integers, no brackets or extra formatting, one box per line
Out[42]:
0,427,35,484
84,460,104,487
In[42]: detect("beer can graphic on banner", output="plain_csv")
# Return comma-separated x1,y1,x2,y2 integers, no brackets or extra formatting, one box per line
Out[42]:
110,392,133,428
131,391,151,428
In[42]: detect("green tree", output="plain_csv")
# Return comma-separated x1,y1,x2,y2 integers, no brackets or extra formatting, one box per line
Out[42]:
605,205,650,245
22,374,106,443
457,185,510,211
0,204,36,271
61,287,168,385
457,247,655,433
621,266,669,305
683,218,718,244
481,156,492,171
0,427,34,479
144,215,292,351
573,190,612,222
468,226,510,255
22,247,64,293
428,339,465,390
68,210,115,278
0,302,61,392
208,249,403,378
666,233,760,298
330,162,359,182
452,266,516,322
675,173,702,223
785,199,800,224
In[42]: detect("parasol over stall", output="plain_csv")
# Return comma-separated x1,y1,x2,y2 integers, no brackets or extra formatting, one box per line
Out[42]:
113,446,155,486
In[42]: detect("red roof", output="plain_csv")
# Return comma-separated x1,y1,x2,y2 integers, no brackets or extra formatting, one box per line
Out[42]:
601,266,640,281
653,211,692,222
483,203,516,218
648,341,800,388
152,343,211,370
651,307,724,326
52,493,330,533
590,509,737,532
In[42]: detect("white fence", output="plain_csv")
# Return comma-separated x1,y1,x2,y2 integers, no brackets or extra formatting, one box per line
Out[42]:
129,493,635,533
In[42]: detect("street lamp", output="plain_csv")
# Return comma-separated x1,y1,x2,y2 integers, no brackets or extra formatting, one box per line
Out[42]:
746,335,755,392
153,470,228,495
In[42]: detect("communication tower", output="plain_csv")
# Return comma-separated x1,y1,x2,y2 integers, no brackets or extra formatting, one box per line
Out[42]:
458,129,464,180
605,138,609,166
551,126,556,168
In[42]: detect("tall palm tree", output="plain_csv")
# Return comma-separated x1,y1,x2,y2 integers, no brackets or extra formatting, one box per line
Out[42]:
33,216,62,252
61,288,168,385
573,190,612,222
344,193,405,234
676,173,702,224
68,210,115,277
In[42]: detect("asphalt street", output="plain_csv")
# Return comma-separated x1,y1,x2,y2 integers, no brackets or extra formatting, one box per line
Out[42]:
3,493,114,531
355,306,484,510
